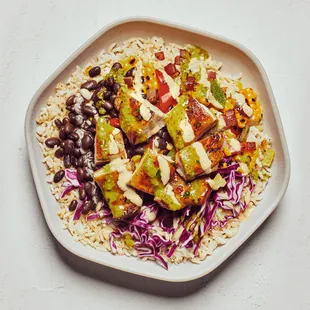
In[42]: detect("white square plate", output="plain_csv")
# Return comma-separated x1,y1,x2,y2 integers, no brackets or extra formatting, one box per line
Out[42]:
25,17,290,282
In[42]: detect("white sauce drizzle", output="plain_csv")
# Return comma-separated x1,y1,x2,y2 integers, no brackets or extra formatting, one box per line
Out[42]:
109,135,119,155
117,167,143,207
192,142,212,174
164,184,181,206
179,113,195,143
161,70,180,99
158,155,170,186
139,103,152,121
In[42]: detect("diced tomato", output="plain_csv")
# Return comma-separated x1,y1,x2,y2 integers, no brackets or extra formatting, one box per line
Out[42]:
185,76,195,91
155,69,177,113
155,51,165,60
207,71,217,80
109,118,120,128
174,55,181,65
124,76,133,88
164,63,180,78
230,126,242,138
241,142,256,152
224,109,238,127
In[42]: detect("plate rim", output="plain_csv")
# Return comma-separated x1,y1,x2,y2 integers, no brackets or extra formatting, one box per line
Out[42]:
24,16,291,282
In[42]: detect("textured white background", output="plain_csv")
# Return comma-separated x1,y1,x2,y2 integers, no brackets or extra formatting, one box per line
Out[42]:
0,0,309,309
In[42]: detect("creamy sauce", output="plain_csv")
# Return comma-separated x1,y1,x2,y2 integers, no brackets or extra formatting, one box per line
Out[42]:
158,155,170,186
109,135,119,155
229,138,241,152
179,113,195,143
164,184,181,206
161,70,180,99
192,142,212,174
112,128,120,135
117,168,143,207
139,103,152,121
80,88,92,100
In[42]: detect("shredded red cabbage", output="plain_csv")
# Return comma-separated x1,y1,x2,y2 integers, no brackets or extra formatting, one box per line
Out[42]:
105,161,256,270
61,169,83,198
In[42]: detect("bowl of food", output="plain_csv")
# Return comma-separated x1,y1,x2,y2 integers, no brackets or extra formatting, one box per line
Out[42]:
25,17,290,282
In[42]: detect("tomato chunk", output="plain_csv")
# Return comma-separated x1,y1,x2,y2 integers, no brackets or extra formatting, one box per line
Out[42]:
224,109,238,127
155,51,165,60
155,69,177,113
109,118,120,128
164,63,180,78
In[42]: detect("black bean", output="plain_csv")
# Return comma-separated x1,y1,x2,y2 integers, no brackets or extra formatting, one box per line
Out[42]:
66,105,75,112
77,167,85,182
77,156,84,167
69,113,77,125
161,131,172,142
75,139,82,148
84,182,95,199
66,95,76,106
83,168,93,181
79,188,86,200
81,80,98,91
103,101,113,111
158,138,167,150
64,154,71,168
73,147,81,158
132,146,144,156
112,62,122,70
60,141,65,148
75,115,84,126
64,122,74,135
82,201,92,214
55,147,64,158
82,134,94,150
125,67,135,77
89,66,101,78
63,139,75,155
95,186,103,200
91,118,97,126
55,119,63,129
158,128,165,138
98,80,107,88
69,200,78,212
91,88,101,102
103,90,112,100
62,117,69,124
45,137,61,148
126,149,133,158
110,109,118,118
90,200,96,210
107,76,114,87
53,170,65,183
82,105,96,117
71,156,78,168
113,83,121,94
88,127,96,135
68,132,79,141
59,127,67,140
110,94,116,104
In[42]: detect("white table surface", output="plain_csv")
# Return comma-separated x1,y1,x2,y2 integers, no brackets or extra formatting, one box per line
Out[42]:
1,0,309,309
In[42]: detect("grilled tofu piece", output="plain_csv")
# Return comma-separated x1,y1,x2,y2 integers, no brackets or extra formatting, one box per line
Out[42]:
95,117,126,165
115,89,165,145
94,159,142,219
175,133,224,180
128,149,175,195
165,96,217,150
154,172,212,211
